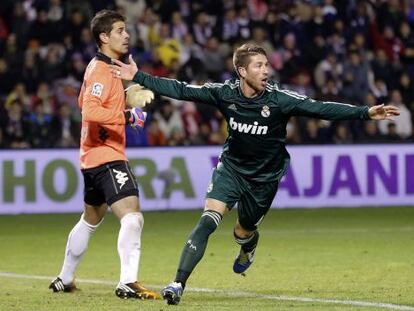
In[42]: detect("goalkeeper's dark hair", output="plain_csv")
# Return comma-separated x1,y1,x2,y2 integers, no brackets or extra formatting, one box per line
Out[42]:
233,43,267,77
91,10,126,48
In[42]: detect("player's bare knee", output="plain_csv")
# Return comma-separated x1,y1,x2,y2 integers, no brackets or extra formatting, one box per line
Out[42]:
82,211,104,228
111,196,140,219
204,198,227,215
234,222,254,239
83,203,107,225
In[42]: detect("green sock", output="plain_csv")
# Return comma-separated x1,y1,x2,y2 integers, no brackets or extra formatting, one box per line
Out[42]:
175,210,222,287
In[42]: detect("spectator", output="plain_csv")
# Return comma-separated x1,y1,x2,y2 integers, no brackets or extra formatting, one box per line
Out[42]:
50,103,80,147
220,56,237,82
370,49,395,89
28,9,51,45
383,122,404,143
68,52,87,82
156,23,180,69
10,2,30,46
236,6,251,41
30,82,57,115
399,21,414,72
202,36,225,80
397,72,414,105
180,101,200,139
301,119,325,144
77,27,96,61
153,99,184,140
66,9,88,48
332,122,353,144
3,33,24,73
356,121,385,143
316,78,341,103
27,101,53,148
0,58,16,95
190,122,210,145
192,12,213,46
314,52,343,90
249,26,274,57
41,44,65,83
378,89,412,139
168,128,188,146
170,11,188,42
5,82,31,112
21,51,41,93
221,9,239,43
342,50,371,104
1,99,30,148
146,119,167,146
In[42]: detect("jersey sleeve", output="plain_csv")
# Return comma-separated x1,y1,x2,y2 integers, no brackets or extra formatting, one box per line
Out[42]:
132,71,219,105
81,65,125,124
277,89,370,120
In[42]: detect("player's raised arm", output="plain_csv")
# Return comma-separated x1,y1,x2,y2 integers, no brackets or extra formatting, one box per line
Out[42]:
277,88,400,121
110,55,218,105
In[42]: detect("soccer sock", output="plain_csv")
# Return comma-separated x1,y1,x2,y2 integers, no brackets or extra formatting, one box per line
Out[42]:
59,213,103,284
175,210,222,288
234,230,259,253
117,212,143,284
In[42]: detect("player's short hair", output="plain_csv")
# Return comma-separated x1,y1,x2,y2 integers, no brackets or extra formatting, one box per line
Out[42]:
233,43,267,76
91,10,125,47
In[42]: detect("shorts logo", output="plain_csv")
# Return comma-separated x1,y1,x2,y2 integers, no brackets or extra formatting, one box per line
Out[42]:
91,82,103,97
113,169,129,189
261,105,270,118
207,181,213,193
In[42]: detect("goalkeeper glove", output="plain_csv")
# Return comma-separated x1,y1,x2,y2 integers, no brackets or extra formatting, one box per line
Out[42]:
125,107,147,131
125,84,154,108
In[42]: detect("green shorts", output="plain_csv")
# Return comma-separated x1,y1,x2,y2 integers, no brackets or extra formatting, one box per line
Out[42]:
206,162,279,231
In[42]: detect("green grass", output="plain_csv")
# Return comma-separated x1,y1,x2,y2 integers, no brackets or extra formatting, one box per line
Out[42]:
0,207,414,310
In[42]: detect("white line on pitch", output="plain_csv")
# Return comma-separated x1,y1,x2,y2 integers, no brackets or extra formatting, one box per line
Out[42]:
0,272,413,310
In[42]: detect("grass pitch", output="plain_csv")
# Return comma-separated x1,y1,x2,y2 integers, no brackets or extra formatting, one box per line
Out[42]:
0,207,413,311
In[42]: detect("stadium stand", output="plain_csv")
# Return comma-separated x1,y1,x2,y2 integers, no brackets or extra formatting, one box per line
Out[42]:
0,0,413,148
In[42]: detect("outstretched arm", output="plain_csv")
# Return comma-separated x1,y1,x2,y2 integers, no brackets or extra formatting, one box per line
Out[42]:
110,55,218,105
291,99,400,121
277,89,400,121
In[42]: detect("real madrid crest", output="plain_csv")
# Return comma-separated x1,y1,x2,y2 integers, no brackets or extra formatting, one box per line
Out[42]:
261,105,270,118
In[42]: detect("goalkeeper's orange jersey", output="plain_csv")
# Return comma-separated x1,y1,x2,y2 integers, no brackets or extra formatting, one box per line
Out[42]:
78,52,127,169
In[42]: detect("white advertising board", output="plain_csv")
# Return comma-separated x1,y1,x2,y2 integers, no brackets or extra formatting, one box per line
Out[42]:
0,145,413,214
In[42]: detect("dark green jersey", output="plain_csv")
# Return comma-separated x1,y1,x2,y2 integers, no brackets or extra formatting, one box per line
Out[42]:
133,72,370,182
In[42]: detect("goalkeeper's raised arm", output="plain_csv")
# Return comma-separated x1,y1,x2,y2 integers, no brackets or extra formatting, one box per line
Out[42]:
111,55,218,105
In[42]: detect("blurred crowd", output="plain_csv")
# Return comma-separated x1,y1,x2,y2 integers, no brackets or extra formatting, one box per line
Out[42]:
0,0,413,149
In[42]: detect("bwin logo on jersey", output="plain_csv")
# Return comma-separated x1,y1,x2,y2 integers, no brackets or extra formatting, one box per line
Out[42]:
229,117,268,135
113,169,129,189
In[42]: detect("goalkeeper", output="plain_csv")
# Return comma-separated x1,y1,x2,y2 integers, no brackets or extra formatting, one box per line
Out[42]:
48,10,159,300
111,43,400,305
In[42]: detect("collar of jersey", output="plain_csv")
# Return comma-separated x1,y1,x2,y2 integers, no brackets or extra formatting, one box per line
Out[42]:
237,85,266,101
95,52,112,64
237,82,266,101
